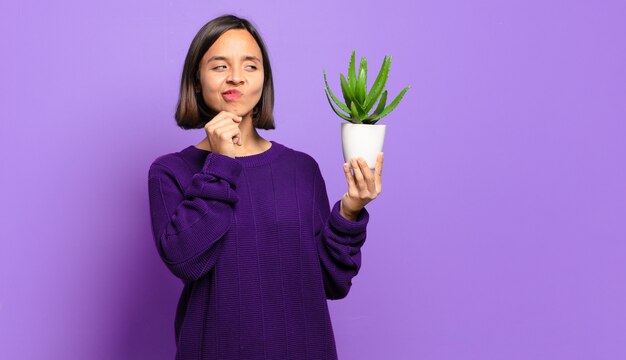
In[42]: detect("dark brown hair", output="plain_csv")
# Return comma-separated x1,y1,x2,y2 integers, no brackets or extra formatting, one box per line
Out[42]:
175,14,275,130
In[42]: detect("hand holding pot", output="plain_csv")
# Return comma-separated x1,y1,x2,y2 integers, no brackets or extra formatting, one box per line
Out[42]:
340,152,384,221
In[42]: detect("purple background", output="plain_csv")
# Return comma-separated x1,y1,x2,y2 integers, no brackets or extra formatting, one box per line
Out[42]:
1,1,625,359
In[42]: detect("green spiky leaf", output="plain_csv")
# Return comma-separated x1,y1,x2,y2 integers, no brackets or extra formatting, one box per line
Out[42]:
340,73,366,117
349,102,363,124
364,90,388,124
355,56,367,104
347,50,356,92
370,86,411,121
324,89,352,121
364,56,391,113
323,69,350,114
339,73,352,110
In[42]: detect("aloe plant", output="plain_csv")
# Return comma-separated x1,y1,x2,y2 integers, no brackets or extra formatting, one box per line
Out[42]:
323,50,410,124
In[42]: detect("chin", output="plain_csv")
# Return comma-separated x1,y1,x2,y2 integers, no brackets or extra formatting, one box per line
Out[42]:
216,103,254,119
240,109,254,118
224,104,249,115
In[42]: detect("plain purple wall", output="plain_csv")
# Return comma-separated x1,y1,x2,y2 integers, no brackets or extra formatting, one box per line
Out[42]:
1,1,625,359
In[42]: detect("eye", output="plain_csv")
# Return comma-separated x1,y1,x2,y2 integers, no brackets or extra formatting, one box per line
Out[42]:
246,65,258,70
213,65,226,70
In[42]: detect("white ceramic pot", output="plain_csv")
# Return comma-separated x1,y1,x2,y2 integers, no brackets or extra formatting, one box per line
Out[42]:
341,123,386,169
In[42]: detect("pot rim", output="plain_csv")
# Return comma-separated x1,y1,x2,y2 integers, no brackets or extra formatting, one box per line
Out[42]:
341,122,386,126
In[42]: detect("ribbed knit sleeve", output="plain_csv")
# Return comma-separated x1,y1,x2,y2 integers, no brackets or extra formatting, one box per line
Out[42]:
313,164,369,300
148,152,243,283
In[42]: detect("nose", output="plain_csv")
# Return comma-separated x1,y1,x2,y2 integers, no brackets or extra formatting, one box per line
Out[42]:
227,66,244,84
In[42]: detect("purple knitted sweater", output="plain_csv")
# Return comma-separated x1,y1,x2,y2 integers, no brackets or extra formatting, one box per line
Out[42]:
147,140,369,359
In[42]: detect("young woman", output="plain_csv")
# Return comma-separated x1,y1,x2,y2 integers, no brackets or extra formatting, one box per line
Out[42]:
148,14,383,360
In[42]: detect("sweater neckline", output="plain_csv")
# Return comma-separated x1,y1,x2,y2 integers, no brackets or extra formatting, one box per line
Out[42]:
183,140,285,167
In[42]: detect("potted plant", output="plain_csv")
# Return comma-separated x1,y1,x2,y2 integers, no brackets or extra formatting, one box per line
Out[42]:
323,50,410,169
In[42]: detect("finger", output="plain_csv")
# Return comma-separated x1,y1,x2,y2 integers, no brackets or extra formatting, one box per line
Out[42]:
233,128,242,146
216,124,241,144
357,158,376,194
375,152,383,193
213,120,236,134
213,114,241,130
343,163,357,192
232,133,241,146
223,124,241,145
350,159,366,191
219,111,242,123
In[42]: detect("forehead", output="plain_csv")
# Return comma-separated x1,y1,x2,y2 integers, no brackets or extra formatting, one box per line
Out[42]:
204,29,262,59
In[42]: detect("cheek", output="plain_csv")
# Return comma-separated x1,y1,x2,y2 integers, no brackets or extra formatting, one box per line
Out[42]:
252,76,264,94
252,85,264,103
200,77,220,93
199,79,221,108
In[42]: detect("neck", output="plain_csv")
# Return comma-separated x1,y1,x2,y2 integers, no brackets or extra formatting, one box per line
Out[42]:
237,114,263,148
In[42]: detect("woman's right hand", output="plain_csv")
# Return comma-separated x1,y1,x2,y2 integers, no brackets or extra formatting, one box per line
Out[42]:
204,111,243,158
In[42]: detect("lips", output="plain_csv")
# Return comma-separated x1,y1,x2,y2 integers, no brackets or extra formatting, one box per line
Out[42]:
222,89,243,102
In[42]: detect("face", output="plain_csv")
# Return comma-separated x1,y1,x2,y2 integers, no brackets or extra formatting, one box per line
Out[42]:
197,29,264,119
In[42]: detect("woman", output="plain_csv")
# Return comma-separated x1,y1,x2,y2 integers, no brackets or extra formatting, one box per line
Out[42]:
148,14,383,360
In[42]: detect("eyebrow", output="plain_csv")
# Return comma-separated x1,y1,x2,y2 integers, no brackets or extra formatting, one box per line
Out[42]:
206,55,261,64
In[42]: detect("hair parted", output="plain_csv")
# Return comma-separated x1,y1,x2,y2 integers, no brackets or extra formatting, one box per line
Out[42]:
175,14,275,130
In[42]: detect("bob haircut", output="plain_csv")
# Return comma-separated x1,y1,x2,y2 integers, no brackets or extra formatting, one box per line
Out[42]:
175,14,275,130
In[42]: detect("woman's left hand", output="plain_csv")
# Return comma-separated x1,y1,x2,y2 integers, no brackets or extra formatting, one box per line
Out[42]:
340,152,384,221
